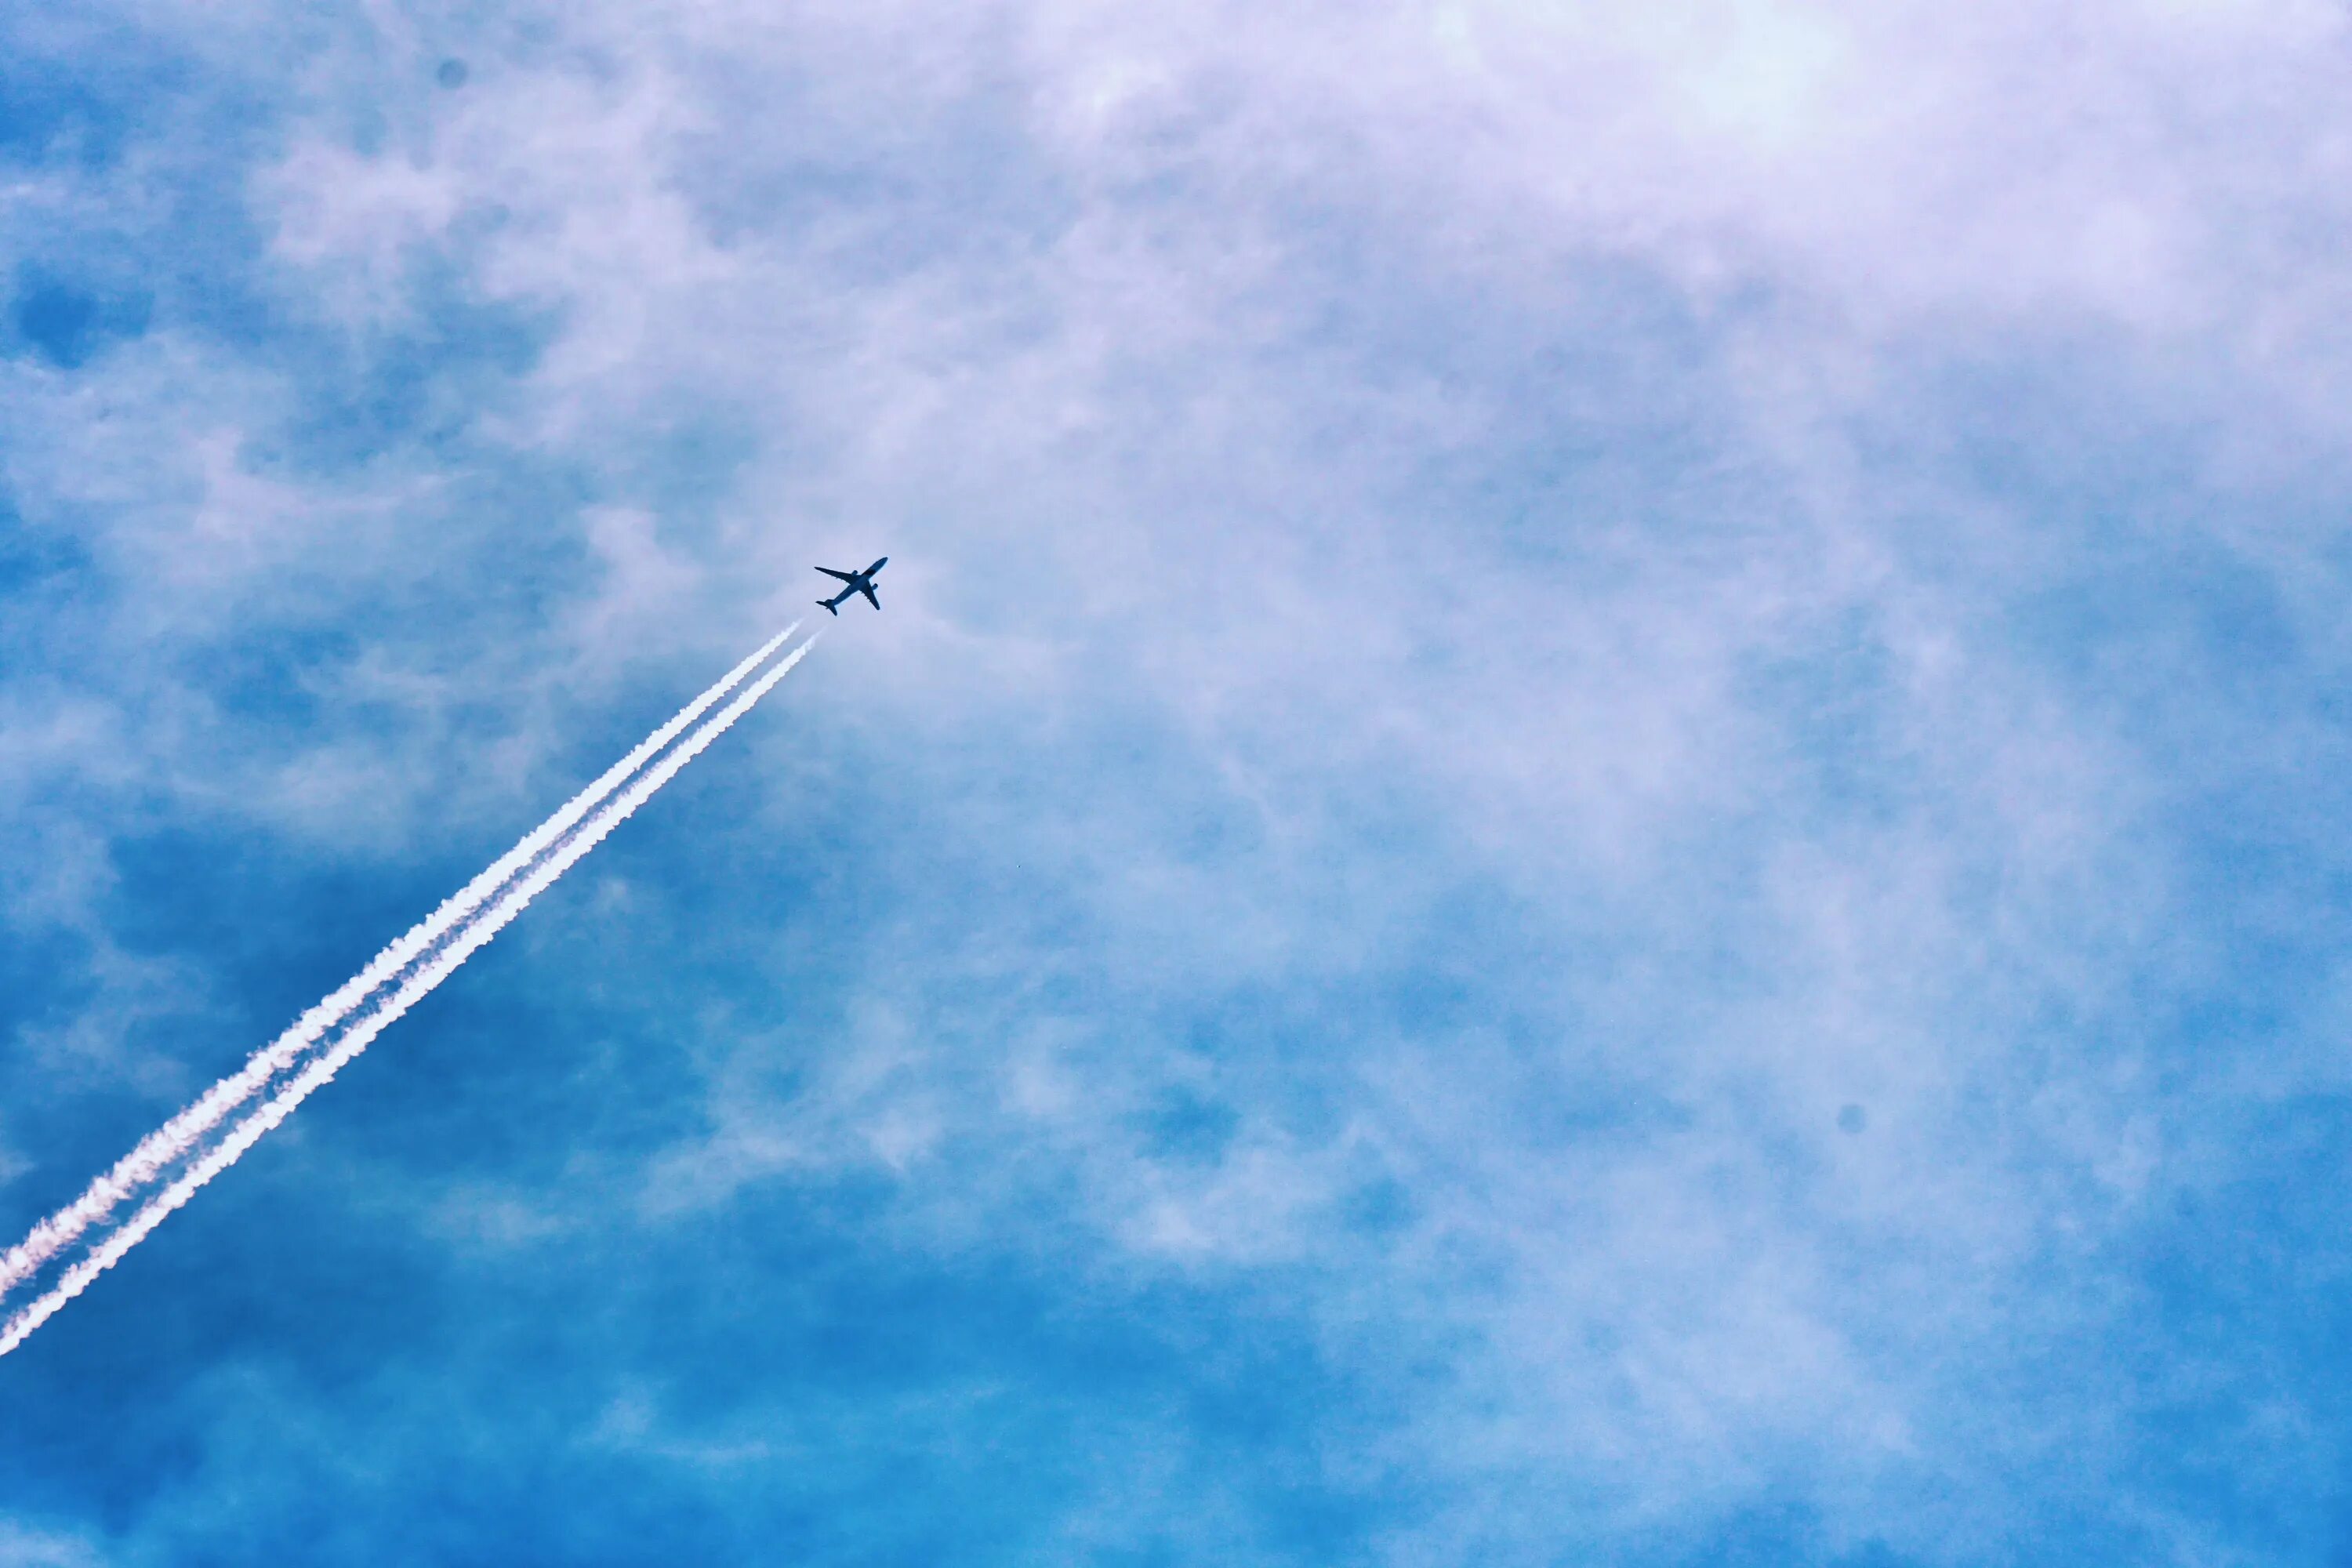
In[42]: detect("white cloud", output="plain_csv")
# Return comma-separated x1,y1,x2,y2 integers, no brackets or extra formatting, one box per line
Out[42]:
11,0,2352,1556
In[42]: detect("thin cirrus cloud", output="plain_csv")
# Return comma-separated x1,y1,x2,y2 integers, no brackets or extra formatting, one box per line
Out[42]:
3,2,2352,1563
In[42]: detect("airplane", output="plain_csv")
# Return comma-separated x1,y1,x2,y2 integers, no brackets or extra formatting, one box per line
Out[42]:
815,556,887,615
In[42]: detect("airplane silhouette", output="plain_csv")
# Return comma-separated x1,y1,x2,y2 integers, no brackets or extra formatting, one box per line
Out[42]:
815,556,887,615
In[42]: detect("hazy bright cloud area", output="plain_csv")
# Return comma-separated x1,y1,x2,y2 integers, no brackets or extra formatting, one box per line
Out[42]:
6,2,2352,1562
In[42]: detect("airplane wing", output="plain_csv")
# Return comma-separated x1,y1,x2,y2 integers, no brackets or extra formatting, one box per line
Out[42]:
816,567,860,583
859,583,880,609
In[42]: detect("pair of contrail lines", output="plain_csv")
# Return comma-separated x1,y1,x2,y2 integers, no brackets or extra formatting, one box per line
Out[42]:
0,626,816,1359
0,622,801,1299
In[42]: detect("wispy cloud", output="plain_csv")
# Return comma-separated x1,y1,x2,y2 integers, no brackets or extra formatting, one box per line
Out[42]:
6,0,2352,1561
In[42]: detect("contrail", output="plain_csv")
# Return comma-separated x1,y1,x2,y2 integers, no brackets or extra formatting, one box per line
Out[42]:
0,628,811,1352
0,622,798,1298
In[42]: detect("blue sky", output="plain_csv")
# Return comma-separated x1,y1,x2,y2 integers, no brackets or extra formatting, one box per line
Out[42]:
6,0,2352,1561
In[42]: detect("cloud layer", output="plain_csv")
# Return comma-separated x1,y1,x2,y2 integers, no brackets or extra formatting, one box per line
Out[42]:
6,2,2352,1562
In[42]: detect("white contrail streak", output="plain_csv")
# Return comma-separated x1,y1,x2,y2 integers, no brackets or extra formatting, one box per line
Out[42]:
0,622,802,1303
0,632,819,1359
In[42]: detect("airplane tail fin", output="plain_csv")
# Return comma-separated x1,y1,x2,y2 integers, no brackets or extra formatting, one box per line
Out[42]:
818,599,839,615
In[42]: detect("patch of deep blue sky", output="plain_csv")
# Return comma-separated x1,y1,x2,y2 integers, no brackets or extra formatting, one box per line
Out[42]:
5,5,2352,1565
